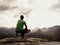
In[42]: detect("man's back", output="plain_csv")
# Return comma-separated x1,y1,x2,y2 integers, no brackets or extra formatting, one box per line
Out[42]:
16,20,24,31
15,15,29,39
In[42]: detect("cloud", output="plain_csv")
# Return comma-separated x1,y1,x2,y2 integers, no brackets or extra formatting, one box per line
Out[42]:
0,5,17,11
0,5,9,11
0,0,16,11
14,7,32,17
0,0,15,4
53,3,60,9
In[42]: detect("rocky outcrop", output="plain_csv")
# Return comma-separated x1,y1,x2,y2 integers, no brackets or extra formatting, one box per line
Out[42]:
0,37,49,44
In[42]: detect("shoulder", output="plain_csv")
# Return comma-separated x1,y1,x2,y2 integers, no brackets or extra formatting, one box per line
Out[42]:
18,20,20,22
23,20,26,24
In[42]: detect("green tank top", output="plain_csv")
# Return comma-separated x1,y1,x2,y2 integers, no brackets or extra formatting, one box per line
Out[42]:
16,20,24,31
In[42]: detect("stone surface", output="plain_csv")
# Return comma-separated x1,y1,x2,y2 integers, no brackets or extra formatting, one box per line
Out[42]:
0,37,60,45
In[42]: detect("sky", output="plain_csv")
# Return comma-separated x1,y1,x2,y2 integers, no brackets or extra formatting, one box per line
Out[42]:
0,0,60,29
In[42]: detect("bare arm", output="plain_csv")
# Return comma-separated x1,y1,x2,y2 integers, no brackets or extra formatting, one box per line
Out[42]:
24,21,27,29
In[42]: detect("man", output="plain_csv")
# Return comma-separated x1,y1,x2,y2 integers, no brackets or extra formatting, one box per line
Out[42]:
16,15,28,39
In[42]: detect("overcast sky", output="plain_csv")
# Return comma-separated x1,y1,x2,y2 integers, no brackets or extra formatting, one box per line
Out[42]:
0,0,60,29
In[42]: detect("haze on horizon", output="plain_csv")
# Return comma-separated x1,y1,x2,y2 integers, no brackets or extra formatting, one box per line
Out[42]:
0,0,60,29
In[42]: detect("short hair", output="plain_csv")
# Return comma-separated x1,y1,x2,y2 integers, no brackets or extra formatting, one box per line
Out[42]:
20,15,24,19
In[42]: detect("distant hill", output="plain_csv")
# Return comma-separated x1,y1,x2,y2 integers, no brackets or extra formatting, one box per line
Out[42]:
44,25,60,41
0,27,16,39
0,25,60,41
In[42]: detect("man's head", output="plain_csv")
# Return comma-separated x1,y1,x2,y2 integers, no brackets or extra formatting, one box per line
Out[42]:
20,15,24,20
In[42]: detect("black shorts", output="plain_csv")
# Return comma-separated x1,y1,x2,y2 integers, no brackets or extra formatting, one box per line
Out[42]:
16,29,27,34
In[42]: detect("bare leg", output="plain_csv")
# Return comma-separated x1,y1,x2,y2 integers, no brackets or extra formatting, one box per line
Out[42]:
21,33,24,40
16,33,18,37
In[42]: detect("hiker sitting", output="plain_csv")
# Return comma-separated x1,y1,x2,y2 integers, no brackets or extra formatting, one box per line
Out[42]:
16,15,30,39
